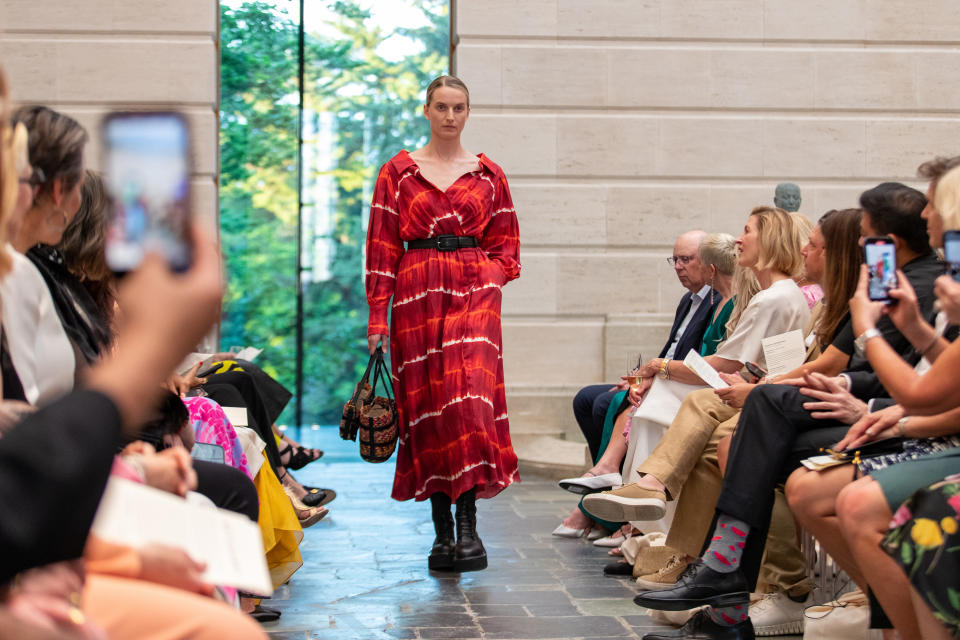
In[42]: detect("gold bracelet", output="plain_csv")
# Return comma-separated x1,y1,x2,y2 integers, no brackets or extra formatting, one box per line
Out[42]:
659,358,671,380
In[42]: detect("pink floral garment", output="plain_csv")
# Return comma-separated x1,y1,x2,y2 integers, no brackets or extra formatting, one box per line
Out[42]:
182,396,251,479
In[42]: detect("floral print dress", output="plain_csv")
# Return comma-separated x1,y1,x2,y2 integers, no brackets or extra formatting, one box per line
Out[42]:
882,474,960,637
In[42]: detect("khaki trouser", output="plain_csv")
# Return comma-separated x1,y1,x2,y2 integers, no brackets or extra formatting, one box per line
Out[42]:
636,387,814,595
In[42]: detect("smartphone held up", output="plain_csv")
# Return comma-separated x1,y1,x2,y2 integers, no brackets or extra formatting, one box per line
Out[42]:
944,230,960,283
101,111,192,274
863,236,897,303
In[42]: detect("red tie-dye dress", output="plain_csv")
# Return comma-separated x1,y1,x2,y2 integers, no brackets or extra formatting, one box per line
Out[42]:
365,150,521,502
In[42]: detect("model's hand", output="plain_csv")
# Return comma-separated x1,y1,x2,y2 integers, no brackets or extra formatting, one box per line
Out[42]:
368,334,386,354
799,372,867,424
835,404,904,451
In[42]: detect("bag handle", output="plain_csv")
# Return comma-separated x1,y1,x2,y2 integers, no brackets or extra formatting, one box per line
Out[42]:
371,348,394,401
350,350,378,405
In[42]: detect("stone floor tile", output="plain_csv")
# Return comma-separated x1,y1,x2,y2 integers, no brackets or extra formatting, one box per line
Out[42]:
478,615,632,638
264,430,669,639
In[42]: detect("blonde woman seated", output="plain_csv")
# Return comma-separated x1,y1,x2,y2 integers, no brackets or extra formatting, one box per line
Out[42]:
584,207,810,534
554,233,738,540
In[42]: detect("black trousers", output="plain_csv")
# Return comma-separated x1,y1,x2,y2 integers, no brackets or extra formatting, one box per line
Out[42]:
193,459,259,522
203,372,284,471
573,384,621,461
712,384,851,588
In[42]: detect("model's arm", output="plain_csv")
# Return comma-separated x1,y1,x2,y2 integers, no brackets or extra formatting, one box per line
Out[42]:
479,170,520,283
365,163,404,338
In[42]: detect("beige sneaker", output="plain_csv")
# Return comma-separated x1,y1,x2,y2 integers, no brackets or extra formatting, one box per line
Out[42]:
632,545,679,578
635,554,690,591
581,483,667,522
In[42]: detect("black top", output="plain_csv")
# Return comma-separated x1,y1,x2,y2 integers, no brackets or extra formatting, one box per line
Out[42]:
0,390,122,581
26,246,112,364
1,327,26,402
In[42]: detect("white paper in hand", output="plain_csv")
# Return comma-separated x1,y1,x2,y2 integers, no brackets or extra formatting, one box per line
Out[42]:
682,351,729,389
761,330,806,378
233,347,262,362
92,478,273,595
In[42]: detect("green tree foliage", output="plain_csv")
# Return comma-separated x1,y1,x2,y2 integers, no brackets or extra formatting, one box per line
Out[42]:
219,1,448,425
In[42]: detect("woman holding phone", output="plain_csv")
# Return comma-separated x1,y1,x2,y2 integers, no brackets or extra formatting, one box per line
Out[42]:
365,75,521,572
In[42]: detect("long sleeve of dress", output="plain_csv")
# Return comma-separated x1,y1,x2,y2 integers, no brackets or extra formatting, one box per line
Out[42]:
479,171,521,282
365,163,404,337
0,390,122,582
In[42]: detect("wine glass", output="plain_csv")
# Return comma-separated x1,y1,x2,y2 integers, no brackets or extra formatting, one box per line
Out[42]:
624,352,643,387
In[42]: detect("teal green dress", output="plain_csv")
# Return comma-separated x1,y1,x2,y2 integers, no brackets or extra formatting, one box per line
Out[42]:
699,297,736,356
580,295,736,530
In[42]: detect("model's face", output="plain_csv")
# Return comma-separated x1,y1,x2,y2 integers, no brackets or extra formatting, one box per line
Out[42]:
802,225,826,284
423,86,469,140
922,180,943,248
736,215,761,268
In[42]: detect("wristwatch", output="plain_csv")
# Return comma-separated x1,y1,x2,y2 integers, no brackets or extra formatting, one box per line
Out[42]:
854,328,882,355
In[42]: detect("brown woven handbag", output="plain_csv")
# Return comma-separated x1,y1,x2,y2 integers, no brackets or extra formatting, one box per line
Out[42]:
340,350,377,441
357,349,398,463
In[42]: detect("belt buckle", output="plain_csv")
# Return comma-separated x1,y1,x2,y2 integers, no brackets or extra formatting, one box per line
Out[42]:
436,235,458,252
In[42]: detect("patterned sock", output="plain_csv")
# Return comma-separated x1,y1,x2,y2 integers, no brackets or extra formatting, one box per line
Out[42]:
706,603,748,627
702,513,750,573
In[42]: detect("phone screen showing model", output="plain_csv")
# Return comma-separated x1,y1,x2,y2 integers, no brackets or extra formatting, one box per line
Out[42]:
944,230,960,283
102,111,192,273
864,236,897,302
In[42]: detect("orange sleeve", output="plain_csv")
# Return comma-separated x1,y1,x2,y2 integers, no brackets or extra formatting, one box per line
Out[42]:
84,535,142,578
480,170,521,282
365,162,404,337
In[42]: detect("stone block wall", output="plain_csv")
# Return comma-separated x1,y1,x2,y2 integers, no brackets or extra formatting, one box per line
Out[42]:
0,0,220,231
453,0,960,443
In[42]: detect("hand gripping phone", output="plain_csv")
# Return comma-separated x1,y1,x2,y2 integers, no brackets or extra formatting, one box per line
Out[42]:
102,111,192,274
863,236,897,302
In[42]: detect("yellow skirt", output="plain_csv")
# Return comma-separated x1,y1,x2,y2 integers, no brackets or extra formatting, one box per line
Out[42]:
253,463,303,588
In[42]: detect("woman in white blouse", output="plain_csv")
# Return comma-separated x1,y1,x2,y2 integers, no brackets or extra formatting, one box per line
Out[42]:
592,207,811,534
0,108,87,406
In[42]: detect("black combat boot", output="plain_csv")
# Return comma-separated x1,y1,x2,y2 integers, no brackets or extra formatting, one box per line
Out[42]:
428,492,455,570
453,487,487,572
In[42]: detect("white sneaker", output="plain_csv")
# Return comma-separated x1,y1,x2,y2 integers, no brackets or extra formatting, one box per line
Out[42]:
749,591,810,636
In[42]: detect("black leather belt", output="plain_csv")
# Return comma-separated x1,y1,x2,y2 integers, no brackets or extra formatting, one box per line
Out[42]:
407,235,479,251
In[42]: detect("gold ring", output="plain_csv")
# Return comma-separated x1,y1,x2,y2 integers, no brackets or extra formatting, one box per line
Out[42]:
67,606,85,626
